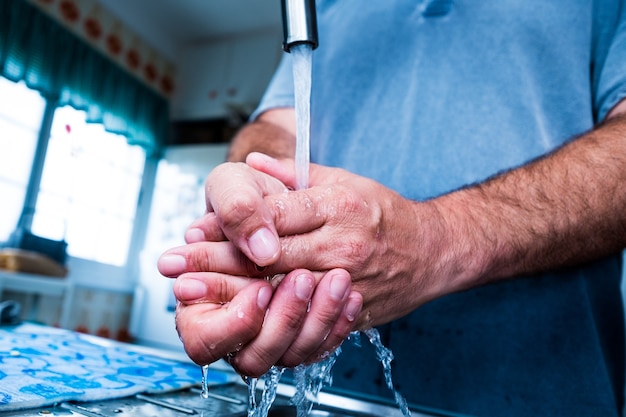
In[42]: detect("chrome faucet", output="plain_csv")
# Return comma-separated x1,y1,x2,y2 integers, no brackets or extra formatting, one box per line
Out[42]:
281,0,318,52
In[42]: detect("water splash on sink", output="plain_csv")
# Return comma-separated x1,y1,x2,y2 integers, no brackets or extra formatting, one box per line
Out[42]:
240,329,410,417
364,329,410,417
291,347,342,416
247,366,285,417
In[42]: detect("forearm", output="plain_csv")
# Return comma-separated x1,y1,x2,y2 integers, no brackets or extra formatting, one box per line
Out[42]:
432,113,626,291
227,111,296,162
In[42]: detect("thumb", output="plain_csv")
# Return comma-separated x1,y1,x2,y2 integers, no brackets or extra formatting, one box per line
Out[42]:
246,152,297,188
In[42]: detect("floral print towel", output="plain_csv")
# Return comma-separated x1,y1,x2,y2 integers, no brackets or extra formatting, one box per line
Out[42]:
0,323,228,411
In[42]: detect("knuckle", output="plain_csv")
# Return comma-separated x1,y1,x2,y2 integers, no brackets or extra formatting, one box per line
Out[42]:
310,302,342,329
335,236,370,265
340,192,363,215
233,348,275,378
276,312,306,337
186,245,217,272
280,346,311,368
217,195,256,229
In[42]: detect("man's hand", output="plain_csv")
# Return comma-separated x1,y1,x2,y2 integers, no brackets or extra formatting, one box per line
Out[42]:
172,268,362,377
160,153,451,329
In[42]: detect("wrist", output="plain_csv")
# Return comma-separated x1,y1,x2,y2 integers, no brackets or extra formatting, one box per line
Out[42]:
421,193,492,298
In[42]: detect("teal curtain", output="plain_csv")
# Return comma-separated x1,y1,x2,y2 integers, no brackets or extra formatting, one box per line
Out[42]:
0,0,169,155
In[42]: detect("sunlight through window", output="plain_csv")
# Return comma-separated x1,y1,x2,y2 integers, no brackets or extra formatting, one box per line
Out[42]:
31,106,146,266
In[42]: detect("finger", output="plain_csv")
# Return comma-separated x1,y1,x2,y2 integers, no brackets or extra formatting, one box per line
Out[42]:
159,234,350,280
158,241,261,278
278,269,353,367
306,291,363,363
174,278,273,366
173,272,256,303
246,152,299,189
247,152,345,191
206,162,287,267
229,270,315,377
185,212,226,243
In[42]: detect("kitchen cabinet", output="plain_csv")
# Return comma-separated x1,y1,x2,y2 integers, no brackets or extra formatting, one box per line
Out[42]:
0,270,74,328
0,269,134,340
171,30,283,121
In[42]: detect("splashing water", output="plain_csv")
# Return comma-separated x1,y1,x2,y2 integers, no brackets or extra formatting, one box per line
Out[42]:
291,347,342,416
364,329,411,417
244,367,285,417
246,376,258,416
291,43,313,191
232,329,410,417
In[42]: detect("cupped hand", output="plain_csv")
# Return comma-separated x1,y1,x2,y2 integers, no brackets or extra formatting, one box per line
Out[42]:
173,267,362,376
163,152,451,329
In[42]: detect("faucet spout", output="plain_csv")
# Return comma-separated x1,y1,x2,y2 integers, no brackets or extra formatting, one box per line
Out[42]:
281,0,318,52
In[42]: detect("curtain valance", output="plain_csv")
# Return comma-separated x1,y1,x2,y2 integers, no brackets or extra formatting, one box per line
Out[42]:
0,0,168,155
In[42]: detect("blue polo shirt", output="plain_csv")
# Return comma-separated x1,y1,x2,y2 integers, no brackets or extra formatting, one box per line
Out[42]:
253,1,626,415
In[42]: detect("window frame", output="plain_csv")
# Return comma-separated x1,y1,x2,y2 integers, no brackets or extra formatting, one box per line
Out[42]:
1,76,154,289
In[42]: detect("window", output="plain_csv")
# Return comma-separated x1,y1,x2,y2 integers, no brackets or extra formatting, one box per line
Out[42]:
0,78,46,242
31,106,146,266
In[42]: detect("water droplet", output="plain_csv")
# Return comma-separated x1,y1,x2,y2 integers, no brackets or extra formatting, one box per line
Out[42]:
200,365,210,399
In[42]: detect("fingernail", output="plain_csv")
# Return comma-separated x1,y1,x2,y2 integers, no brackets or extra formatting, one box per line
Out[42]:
295,274,314,301
185,228,205,243
254,152,277,163
178,278,206,300
329,274,350,301
344,295,362,322
157,254,187,276
248,228,279,262
257,286,272,309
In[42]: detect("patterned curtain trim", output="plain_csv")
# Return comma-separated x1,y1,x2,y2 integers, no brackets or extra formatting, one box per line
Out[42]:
0,0,169,155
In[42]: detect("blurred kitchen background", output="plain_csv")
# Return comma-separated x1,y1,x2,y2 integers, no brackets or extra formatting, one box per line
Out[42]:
0,0,283,352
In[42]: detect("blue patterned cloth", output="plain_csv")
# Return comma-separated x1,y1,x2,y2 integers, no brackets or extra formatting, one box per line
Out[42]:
0,323,229,411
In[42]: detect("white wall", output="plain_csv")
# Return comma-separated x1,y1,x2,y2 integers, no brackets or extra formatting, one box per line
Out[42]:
171,30,283,120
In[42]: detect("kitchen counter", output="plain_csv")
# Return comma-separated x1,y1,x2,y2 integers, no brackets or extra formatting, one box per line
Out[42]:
0,323,467,417
0,380,446,417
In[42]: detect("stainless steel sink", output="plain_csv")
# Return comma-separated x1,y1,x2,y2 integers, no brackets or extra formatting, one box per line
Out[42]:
0,380,436,417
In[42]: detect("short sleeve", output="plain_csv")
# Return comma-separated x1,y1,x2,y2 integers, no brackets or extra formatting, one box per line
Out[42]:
595,3,626,121
249,53,295,122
